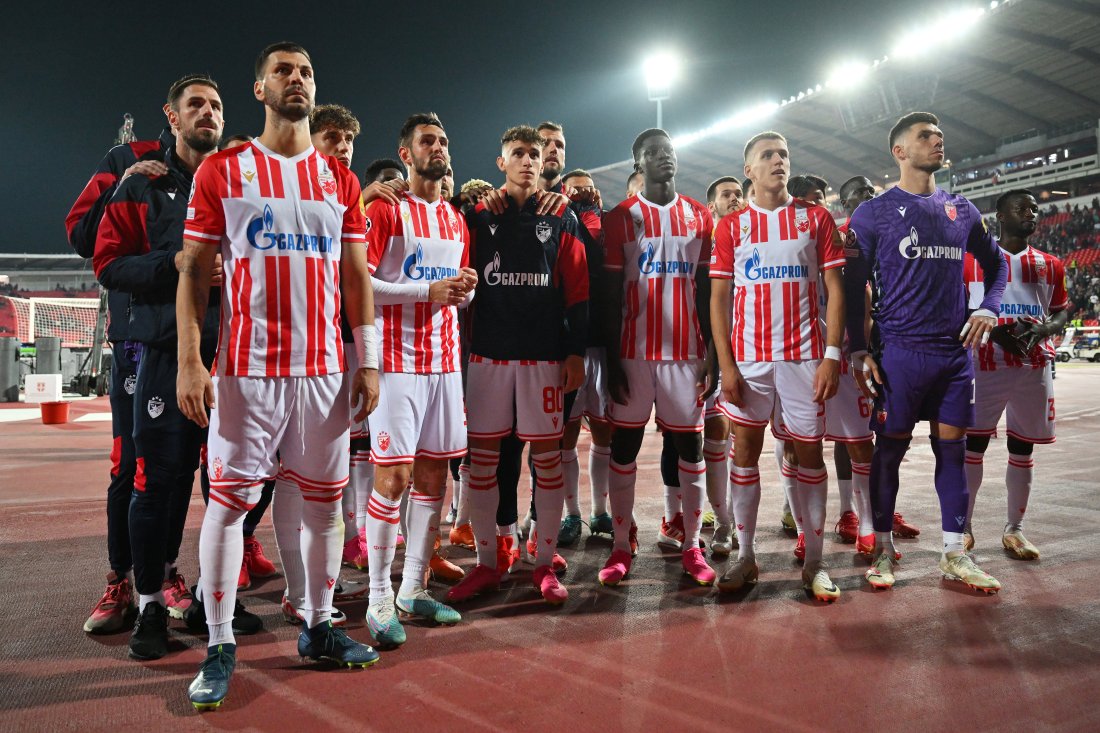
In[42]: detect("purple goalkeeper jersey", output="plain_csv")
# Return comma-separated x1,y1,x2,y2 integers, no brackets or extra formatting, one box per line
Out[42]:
844,186,1006,355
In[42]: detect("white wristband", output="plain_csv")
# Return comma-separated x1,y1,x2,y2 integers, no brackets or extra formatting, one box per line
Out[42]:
824,345,842,361
353,325,378,370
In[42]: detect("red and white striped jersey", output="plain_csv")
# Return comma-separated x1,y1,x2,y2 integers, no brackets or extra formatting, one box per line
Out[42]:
603,193,713,360
710,198,844,362
184,141,366,377
965,246,1068,370
366,192,470,374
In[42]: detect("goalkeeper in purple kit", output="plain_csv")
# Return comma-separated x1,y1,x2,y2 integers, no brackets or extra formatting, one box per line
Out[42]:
843,112,1007,593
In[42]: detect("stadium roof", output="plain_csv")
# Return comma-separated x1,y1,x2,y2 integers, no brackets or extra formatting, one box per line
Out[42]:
591,0,1100,201
0,253,91,272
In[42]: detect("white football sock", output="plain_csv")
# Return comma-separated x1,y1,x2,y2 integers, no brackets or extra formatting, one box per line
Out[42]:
588,444,611,515
608,460,637,553
730,465,761,560
532,451,565,567
468,448,500,567
365,489,400,604
400,490,443,597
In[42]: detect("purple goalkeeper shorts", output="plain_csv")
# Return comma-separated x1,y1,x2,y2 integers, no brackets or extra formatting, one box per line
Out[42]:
870,343,975,434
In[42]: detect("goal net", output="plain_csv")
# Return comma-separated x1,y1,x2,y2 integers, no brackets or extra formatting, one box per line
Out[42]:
0,296,104,348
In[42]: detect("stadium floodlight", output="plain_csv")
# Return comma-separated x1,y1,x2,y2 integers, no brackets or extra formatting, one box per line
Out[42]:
826,60,870,90
892,6,987,60
672,101,778,148
644,51,681,128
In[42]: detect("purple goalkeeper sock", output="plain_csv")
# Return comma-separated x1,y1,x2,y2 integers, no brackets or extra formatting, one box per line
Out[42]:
870,435,910,534
931,436,969,534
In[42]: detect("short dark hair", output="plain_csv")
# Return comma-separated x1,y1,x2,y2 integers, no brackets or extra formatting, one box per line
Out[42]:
632,128,671,162
996,188,1036,214
788,174,828,199
309,104,360,137
365,158,404,184
501,125,544,149
706,176,740,203
167,74,219,110
741,177,753,193
888,111,939,150
839,175,872,201
561,168,592,186
537,121,563,135
398,112,444,149
743,131,786,162
255,42,311,81
219,133,252,150
627,170,643,185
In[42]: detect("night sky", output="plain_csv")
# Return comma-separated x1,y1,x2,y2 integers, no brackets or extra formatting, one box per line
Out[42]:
10,0,910,254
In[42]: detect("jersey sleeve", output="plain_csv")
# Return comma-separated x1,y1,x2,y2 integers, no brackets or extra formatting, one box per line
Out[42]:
602,205,633,272
183,156,227,243
364,199,397,274
557,211,590,307
965,201,1007,314
1049,256,1069,313
709,213,735,279
843,203,877,353
963,253,986,310
816,209,844,270
94,177,180,294
340,170,367,245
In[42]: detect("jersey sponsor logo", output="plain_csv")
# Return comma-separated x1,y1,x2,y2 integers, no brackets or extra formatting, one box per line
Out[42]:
897,227,962,261
402,244,458,281
187,178,196,205
246,204,334,253
123,374,136,395
535,221,552,243
638,242,694,276
364,216,372,234
743,248,807,281
147,396,164,419
1000,303,1043,317
944,202,957,221
482,251,550,287
318,171,337,197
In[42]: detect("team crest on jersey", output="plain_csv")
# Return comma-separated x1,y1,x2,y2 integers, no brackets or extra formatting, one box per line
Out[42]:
212,457,224,480
1035,256,1047,275
944,202,957,221
876,408,887,424
147,396,164,419
318,172,338,196
447,210,462,238
123,374,136,395
535,221,552,243
795,208,810,234
844,229,860,258
377,431,391,452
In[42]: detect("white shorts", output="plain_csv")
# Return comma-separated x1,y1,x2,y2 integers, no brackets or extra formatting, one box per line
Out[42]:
608,359,704,433
345,345,369,441
825,368,874,443
466,356,564,442
970,364,1055,444
704,371,724,421
570,347,608,423
206,374,350,505
718,360,825,442
369,371,467,465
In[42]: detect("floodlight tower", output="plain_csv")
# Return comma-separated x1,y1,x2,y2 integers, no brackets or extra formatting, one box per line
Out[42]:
644,52,680,129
